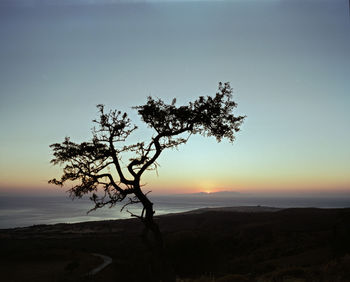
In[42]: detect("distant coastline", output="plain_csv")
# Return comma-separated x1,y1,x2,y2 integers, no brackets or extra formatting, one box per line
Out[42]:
1,194,349,229
2,207,349,282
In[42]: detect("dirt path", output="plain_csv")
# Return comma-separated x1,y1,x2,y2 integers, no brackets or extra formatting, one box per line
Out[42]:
87,253,113,275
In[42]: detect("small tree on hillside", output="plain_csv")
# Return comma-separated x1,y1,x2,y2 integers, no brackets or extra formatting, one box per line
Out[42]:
49,82,245,280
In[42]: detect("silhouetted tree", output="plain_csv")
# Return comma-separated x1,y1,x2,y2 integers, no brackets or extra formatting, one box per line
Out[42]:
49,82,245,281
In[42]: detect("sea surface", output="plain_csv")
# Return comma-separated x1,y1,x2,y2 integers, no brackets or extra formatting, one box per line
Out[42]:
0,195,349,229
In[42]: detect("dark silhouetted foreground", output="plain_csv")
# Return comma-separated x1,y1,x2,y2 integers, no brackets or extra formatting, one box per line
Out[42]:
1,207,349,282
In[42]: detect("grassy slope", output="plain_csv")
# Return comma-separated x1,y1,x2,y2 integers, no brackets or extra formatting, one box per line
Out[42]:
1,207,350,282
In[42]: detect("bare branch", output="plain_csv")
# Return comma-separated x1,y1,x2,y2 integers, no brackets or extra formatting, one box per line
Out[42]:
49,82,245,223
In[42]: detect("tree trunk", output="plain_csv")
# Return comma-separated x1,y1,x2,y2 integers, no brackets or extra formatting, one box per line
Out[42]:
135,188,175,282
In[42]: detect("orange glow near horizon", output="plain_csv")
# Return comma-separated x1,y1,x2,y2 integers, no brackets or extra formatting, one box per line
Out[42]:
0,165,349,196
1,180,349,197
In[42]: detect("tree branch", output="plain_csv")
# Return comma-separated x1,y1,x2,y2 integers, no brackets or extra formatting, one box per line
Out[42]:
109,135,135,185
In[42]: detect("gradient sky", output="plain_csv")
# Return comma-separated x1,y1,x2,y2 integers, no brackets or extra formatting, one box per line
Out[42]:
0,0,349,196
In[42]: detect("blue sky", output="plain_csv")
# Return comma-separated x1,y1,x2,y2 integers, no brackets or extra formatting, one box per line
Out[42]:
0,0,349,195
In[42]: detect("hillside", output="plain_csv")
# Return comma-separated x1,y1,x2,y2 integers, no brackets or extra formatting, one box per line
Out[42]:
1,207,350,282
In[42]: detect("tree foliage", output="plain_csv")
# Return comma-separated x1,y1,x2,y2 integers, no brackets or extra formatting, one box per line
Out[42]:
49,82,245,221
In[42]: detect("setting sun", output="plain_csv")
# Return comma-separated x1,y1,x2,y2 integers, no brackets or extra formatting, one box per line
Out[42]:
196,181,217,194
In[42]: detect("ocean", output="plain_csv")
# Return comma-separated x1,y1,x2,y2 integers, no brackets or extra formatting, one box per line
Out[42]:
0,195,349,229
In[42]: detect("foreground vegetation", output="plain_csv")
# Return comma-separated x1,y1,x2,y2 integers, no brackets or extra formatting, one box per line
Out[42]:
1,207,349,282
